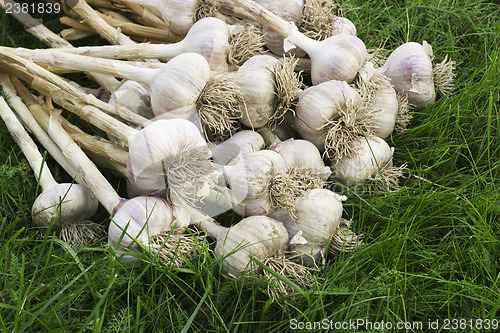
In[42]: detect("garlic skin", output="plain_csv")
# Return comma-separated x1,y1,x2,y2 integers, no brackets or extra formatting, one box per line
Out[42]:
210,130,265,166
157,0,198,36
232,55,280,128
109,80,154,120
270,139,331,181
273,189,346,263
378,41,435,109
331,136,393,183
214,215,288,278
332,16,357,36
108,196,190,263
32,183,99,230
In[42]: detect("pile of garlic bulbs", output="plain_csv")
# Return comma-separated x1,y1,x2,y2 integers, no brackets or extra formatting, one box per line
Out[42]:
0,0,455,300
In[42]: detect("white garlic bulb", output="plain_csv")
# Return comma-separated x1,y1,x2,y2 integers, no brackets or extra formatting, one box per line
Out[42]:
108,196,190,263
331,136,393,184
127,118,214,206
295,80,372,161
210,130,265,166
378,41,436,109
272,189,346,264
270,139,331,181
332,16,357,36
214,215,289,278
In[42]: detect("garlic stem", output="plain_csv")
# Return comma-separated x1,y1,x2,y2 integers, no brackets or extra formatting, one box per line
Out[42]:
0,0,119,91
0,92,56,191
47,109,122,214
0,53,140,144
0,74,79,184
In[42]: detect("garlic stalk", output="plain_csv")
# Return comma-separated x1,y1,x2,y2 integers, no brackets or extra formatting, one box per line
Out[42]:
0,0,120,92
377,41,455,109
231,54,301,129
3,49,242,140
228,0,368,84
295,80,373,161
0,54,216,206
194,213,315,300
330,136,406,192
0,77,99,245
45,108,197,264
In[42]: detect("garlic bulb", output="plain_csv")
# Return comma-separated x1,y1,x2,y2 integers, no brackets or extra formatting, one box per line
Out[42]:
108,196,191,263
378,41,455,109
232,55,301,129
192,212,315,299
109,80,154,120
356,63,400,139
210,130,265,166
272,189,346,264
270,139,331,181
295,80,373,161
331,16,357,36
331,136,405,191
127,118,214,206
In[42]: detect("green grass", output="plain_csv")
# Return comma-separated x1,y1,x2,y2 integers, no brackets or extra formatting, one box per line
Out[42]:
1,0,499,332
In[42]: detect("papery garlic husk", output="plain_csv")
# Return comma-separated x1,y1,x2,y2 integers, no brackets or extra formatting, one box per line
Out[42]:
270,138,331,181
109,80,154,120
127,119,215,207
271,188,346,265
156,0,199,36
210,129,265,166
378,41,455,109
295,80,373,161
32,183,99,241
331,136,406,192
255,0,306,56
108,196,194,265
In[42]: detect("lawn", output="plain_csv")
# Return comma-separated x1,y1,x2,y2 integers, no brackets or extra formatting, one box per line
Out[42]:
0,0,499,332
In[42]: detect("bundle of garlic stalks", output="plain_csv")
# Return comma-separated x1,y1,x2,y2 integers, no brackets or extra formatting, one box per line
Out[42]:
0,0,455,301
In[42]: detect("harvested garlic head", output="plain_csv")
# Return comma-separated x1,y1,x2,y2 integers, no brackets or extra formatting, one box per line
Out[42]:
287,189,346,263
157,0,198,35
109,80,154,120
356,63,399,139
32,183,99,231
108,196,190,263
270,138,332,181
331,136,393,184
295,80,372,161
378,41,435,109
127,118,214,207
214,215,288,278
